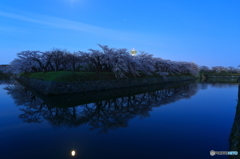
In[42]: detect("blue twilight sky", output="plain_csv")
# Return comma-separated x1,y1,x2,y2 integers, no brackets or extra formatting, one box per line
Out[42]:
0,0,239,67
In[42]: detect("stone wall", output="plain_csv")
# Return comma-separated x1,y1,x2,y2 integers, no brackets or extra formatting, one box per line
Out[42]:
16,75,196,95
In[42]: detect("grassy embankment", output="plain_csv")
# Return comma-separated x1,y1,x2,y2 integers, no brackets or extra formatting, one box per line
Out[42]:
20,71,194,82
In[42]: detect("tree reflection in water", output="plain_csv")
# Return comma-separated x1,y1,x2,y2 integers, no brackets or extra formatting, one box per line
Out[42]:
5,81,198,133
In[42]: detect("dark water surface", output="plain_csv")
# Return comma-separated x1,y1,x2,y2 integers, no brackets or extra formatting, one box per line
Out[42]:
0,80,239,159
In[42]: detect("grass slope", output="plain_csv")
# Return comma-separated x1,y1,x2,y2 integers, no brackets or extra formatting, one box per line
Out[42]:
21,71,117,82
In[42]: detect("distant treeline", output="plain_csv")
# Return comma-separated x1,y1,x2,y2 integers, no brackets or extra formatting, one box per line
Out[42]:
199,66,240,74
0,65,11,79
0,65,10,72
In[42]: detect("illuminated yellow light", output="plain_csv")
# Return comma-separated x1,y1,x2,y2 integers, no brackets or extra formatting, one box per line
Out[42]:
71,150,76,156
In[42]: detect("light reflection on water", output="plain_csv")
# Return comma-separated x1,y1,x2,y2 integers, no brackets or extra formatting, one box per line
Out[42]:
71,150,76,156
0,79,239,159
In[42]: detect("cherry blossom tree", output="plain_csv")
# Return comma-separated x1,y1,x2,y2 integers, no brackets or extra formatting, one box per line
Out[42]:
64,52,82,72
49,49,69,71
7,44,202,78
135,51,156,76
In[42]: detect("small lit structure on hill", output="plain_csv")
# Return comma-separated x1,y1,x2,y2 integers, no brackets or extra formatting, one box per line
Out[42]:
130,48,137,56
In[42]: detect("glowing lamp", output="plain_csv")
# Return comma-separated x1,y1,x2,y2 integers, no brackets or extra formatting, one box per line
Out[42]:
130,48,137,56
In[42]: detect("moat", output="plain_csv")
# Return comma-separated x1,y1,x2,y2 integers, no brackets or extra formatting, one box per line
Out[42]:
0,79,239,159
